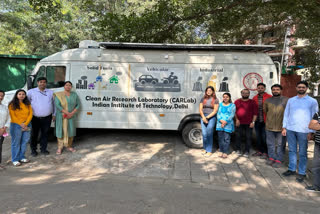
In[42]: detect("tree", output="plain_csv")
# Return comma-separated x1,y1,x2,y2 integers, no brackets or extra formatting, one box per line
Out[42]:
2,0,319,85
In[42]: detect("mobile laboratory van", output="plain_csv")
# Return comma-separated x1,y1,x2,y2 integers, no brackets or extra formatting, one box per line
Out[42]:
4,40,278,148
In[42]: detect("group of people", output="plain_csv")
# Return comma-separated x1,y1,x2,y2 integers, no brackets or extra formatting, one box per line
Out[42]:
199,81,320,192
1,77,319,192
0,77,79,168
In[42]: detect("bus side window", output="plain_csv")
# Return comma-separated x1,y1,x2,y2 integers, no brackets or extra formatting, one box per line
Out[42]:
33,66,46,88
46,66,66,88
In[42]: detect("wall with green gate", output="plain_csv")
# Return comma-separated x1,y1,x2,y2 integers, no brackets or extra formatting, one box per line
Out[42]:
0,55,45,92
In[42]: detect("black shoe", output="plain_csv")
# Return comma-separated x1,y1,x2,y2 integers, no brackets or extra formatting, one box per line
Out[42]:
305,185,320,192
31,151,38,157
282,170,296,177
41,150,50,155
296,174,306,183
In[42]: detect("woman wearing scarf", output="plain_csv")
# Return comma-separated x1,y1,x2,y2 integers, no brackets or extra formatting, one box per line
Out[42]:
55,81,80,155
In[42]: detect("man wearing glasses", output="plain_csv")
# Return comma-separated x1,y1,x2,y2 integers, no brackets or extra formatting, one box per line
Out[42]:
27,77,55,156
282,81,319,183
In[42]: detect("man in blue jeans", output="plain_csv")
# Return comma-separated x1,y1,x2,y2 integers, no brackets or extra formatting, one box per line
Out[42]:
282,81,318,183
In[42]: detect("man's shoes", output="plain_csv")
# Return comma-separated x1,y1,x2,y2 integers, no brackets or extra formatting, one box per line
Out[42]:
20,159,30,163
266,158,274,166
252,151,262,157
236,150,242,155
305,185,320,192
272,161,282,168
12,161,21,166
282,170,296,177
296,174,306,183
41,150,50,155
243,152,249,158
31,151,38,157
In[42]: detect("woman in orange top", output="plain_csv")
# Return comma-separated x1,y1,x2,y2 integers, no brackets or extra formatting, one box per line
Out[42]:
9,89,33,166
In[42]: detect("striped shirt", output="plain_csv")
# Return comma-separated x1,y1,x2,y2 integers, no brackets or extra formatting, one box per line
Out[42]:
313,112,320,145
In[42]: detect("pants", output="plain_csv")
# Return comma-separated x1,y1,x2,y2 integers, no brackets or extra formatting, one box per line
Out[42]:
201,114,216,153
266,130,284,162
255,121,268,154
30,115,52,153
312,143,320,188
287,130,308,175
235,124,252,153
10,123,31,162
0,136,4,163
218,131,231,154
57,137,74,150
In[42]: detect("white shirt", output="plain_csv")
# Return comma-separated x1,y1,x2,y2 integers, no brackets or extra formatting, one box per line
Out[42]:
27,87,55,117
0,103,10,128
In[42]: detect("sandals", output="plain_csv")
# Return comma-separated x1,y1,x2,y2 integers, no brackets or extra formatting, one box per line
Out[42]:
67,147,76,153
56,149,62,155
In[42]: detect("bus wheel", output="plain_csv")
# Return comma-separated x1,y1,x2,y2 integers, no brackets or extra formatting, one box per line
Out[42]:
182,121,203,148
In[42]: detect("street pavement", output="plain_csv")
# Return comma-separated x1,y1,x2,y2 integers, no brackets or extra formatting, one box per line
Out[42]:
0,129,319,213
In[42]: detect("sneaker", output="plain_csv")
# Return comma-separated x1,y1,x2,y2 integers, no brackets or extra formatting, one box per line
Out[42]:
305,185,320,192
20,159,30,163
296,174,306,183
272,161,282,168
282,170,296,177
266,158,274,166
243,152,249,158
252,152,262,157
236,150,242,155
41,150,50,155
31,151,38,157
12,161,21,166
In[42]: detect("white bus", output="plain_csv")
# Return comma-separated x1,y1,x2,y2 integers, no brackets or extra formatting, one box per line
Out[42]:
3,41,278,148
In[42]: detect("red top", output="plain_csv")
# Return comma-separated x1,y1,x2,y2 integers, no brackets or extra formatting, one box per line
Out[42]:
252,92,272,122
234,99,258,125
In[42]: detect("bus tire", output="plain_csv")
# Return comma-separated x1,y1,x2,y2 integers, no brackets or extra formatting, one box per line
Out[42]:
182,121,203,148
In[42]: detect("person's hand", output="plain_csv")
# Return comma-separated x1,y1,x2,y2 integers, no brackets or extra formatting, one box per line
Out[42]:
221,120,227,125
202,117,208,124
20,123,26,129
52,116,56,121
307,133,314,141
282,128,286,136
249,122,254,128
0,128,4,136
235,119,240,127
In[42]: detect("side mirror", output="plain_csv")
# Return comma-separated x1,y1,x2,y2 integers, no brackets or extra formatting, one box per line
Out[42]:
27,75,34,90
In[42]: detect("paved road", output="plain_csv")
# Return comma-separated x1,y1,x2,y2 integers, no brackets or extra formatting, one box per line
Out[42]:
0,129,319,213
